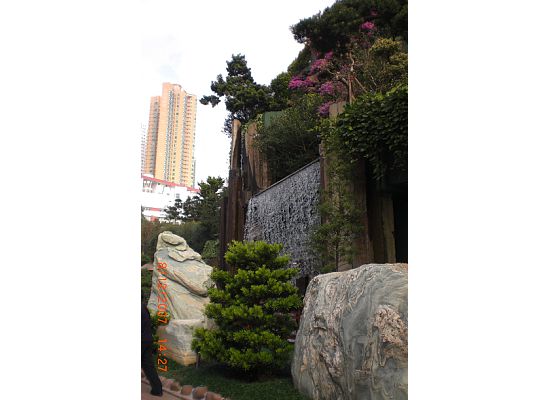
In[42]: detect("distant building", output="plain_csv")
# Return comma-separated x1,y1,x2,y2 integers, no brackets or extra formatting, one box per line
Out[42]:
141,174,199,222
140,123,147,174
144,83,197,187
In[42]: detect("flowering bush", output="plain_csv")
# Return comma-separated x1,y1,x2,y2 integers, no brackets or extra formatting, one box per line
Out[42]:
361,21,375,31
317,102,332,116
288,76,315,89
319,82,335,96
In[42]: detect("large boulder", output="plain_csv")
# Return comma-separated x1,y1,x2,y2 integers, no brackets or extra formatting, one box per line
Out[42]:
147,231,214,365
157,319,204,366
291,264,408,400
148,231,213,320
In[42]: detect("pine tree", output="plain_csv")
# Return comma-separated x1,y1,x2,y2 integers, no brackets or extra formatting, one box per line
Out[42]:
192,241,302,374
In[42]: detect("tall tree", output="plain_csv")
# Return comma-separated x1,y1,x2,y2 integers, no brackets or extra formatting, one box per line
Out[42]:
200,54,272,136
182,176,225,239
162,198,183,223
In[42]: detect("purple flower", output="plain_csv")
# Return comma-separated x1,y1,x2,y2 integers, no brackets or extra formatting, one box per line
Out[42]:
288,76,315,90
318,102,332,116
310,58,328,73
370,10,378,17
324,51,333,60
288,76,305,89
319,82,334,95
361,21,375,31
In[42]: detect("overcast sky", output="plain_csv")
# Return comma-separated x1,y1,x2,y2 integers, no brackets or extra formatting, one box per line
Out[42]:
140,0,336,186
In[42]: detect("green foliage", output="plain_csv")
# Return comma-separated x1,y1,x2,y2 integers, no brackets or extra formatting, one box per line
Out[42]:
312,119,364,272
200,54,272,135
311,86,407,271
141,219,209,263
141,268,153,303
287,46,314,77
182,176,225,240
360,37,408,94
163,197,183,223
254,94,323,182
150,309,172,352
291,0,408,54
159,358,308,399
268,72,292,111
192,241,302,374
141,251,152,265
201,239,219,266
336,84,408,180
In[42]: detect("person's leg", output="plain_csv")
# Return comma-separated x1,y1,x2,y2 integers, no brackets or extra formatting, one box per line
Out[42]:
141,341,163,395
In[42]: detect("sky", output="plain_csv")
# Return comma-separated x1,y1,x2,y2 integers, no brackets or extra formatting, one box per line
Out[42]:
140,0,337,187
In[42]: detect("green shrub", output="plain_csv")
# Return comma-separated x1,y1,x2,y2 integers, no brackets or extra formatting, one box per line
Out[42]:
192,241,302,374
150,310,172,352
201,239,219,266
141,268,153,303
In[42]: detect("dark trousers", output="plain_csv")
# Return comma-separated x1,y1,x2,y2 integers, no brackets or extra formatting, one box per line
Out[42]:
141,340,163,394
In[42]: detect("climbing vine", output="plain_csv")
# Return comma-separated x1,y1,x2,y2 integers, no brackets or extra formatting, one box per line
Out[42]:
312,118,363,273
336,85,408,181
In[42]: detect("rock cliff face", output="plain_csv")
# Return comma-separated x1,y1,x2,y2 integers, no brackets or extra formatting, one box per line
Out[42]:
291,264,408,400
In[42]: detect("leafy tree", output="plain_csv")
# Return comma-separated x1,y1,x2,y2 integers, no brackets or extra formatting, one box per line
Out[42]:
255,94,323,182
182,176,225,240
358,37,407,94
288,0,408,105
163,197,183,223
291,0,408,54
200,54,272,136
192,241,302,374
267,72,292,111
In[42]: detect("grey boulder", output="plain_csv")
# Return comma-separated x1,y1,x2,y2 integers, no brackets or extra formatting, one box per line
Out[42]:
292,264,408,400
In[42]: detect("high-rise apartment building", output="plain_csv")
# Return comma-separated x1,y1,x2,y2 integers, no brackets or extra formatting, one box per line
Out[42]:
144,83,197,187
140,123,147,174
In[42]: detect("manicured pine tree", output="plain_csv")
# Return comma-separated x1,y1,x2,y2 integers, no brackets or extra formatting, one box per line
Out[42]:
192,240,302,373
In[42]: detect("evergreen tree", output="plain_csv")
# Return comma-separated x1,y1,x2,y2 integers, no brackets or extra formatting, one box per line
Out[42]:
162,198,183,223
192,241,302,373
200,54,272,136
182,176,225,240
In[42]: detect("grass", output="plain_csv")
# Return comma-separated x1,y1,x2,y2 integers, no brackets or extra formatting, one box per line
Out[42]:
158,357,308,400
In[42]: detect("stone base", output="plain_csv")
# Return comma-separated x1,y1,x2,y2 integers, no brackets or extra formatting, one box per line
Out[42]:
157,319,204,366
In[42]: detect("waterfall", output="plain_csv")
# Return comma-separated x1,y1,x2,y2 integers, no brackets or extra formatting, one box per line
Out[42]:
244,160,321,278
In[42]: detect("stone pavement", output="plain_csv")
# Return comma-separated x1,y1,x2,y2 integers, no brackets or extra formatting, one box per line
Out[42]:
141,371,226,400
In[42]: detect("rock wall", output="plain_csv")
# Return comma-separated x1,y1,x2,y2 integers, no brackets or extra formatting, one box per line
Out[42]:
244,159,321,279
292,263,408,400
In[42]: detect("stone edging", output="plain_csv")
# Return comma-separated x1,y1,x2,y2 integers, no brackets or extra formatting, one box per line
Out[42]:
142,371,228,400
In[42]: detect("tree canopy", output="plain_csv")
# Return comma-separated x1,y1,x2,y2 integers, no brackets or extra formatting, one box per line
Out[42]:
291,0,407,54
182,176,225,240
200,54,272,135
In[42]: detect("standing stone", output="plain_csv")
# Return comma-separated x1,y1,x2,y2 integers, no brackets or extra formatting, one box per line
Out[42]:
148,231,213,320
147,231,214,365
291,264,408,400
